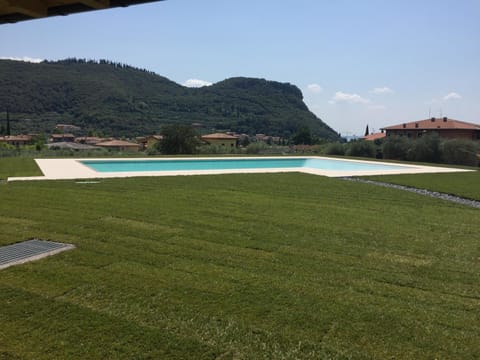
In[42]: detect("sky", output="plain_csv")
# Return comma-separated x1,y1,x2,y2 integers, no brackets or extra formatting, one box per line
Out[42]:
1,0,479,136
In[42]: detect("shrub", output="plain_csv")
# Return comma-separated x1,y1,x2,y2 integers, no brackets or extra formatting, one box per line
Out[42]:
442,139,479,166
382,136,411,160
408,133,442,163
324,142,345,156
145,146,160,156
246,142,268,154
345,140,376,158
198,145,240,154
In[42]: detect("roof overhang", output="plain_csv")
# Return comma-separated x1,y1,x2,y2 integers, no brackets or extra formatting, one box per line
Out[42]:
0,0,164,24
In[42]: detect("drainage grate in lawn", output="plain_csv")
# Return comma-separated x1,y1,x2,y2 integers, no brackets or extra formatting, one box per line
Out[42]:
0,239,74,270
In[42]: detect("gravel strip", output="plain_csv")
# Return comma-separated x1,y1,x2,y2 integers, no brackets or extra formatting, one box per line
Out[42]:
341,177,480,209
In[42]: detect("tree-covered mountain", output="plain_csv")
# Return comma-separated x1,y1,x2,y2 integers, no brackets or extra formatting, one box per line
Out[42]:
0,59,339,140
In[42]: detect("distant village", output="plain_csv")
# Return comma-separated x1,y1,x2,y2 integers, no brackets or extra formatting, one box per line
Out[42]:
2,116,479,150
0,122,286,152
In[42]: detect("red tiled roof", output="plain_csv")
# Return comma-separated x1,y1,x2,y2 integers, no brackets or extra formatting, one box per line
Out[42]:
0,135,33,141
75,136,106,144
363,132,386,141
382,118,480,131
96,140,140,147
201,133,238,140
51,133,75,138
148,135,163,140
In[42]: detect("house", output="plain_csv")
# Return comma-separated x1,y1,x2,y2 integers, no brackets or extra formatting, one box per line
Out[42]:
137,135,163,150
75,136,109,145
201,133,238,148
381,117,480,141
95,140,140,152
50,133,75,143
271,136,282,144
363,132,386,141
0,135,34,146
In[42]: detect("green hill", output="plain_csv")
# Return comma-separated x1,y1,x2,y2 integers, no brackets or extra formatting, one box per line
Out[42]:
0,59,339,140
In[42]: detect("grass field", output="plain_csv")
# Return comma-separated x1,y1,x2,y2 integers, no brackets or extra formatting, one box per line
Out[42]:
0,157,42,180
367,171,480,201
0,169,479,359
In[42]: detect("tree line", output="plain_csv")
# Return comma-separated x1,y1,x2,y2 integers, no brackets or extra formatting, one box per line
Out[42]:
325,133,479,167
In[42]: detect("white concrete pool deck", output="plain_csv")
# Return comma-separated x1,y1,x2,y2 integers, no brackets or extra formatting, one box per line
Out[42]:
7,156,473,181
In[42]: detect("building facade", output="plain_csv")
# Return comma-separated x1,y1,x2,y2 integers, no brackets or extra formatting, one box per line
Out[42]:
201,133,238,148
381,117,480,141
0,135,33,146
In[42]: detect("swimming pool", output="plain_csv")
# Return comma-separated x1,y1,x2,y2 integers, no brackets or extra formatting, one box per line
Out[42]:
8,156,469,181
81,157,411,173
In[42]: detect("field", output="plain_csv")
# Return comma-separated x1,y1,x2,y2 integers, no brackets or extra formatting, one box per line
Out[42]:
0,158,479,359
0,157,43,180
367,171,480,201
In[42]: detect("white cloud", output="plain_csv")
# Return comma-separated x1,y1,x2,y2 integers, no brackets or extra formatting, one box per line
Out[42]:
306,83,323,93
370,86,393,94
183,78,212,88
443,92,462,101
332,91,370,104
0,56,43,63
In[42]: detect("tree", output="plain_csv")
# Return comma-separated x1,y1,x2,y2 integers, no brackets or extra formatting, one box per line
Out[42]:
239,136,250,147
345,140,376,158
325,142,345,155
408,132,442,163
158,124,200,155
382,136,411,160
364,124,369,136
292,126,313,145
442,139,479,166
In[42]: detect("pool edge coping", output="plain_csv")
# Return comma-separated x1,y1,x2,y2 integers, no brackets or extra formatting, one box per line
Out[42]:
7,156,474,181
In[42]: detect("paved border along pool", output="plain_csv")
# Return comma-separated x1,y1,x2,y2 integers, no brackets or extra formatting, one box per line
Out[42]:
7,156,473,181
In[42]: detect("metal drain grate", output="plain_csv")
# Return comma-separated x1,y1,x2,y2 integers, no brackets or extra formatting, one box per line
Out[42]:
0,239,74,270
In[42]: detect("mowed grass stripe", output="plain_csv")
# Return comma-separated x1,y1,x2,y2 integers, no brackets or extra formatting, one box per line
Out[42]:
0,285,220,360
367,170,480,200
0,173,479,358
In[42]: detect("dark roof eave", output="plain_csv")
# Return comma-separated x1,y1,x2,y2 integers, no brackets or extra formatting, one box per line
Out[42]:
382,127,480,131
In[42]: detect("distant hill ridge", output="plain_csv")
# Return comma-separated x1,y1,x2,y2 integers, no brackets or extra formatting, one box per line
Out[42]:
0,58,339,140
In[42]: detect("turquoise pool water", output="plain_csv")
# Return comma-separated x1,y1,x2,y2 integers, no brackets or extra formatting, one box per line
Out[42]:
81,158,411,173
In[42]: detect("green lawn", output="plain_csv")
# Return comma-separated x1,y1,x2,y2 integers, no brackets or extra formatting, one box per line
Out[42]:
0,172,479,359
366,170,480,201
0,157,42,180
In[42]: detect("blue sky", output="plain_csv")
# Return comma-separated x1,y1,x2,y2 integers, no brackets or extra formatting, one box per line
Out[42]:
1,0,479,136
